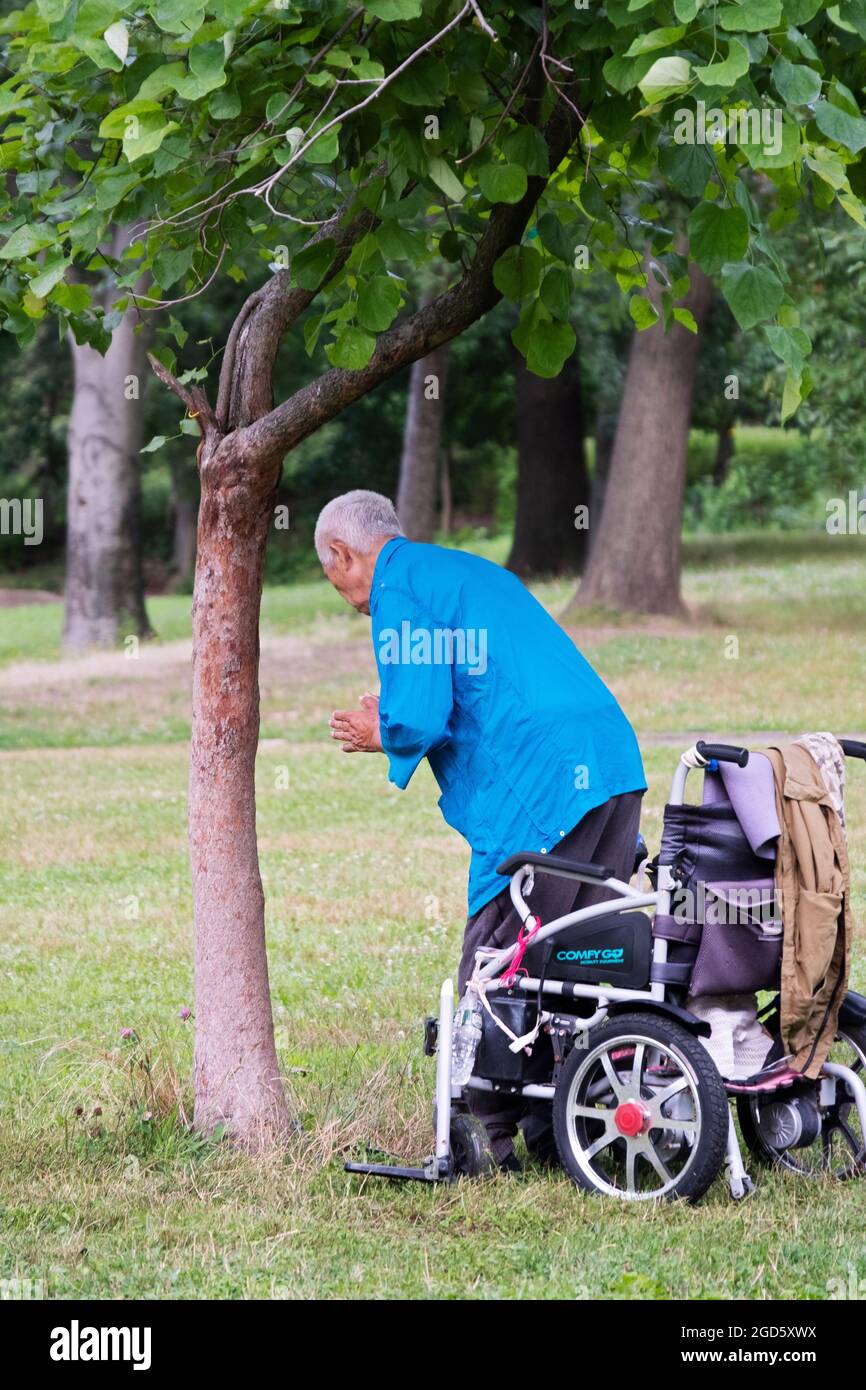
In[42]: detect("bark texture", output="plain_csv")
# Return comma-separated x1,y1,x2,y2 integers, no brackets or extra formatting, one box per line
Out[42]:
567,261,713,616
396,342,450,541
63,232,152,649
188,442,290,1144
506,348,589,577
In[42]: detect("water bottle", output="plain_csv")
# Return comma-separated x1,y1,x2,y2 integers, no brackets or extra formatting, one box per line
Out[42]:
451,989,483,1086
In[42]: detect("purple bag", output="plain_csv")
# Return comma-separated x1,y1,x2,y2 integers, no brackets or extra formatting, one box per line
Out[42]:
688,879,782,997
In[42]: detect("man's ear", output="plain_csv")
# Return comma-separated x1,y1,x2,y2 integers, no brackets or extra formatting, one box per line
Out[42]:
328,539,352,570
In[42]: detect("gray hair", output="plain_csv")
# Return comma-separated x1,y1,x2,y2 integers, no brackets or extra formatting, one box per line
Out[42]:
314,490,402,569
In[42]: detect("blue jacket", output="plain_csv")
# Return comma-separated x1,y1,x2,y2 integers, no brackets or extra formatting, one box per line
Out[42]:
370,538,645,915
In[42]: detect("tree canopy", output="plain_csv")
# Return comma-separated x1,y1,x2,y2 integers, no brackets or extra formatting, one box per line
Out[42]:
2,0,866,420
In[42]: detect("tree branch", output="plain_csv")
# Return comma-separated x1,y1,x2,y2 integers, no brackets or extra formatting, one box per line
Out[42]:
148,354,219,439
233,97,583,467
215,184,384,432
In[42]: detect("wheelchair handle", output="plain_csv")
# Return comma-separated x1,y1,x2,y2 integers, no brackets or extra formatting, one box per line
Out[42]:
840,738,866,761
696,740,749,768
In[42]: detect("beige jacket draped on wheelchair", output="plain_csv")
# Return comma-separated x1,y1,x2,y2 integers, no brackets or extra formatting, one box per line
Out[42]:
764,741,852,1078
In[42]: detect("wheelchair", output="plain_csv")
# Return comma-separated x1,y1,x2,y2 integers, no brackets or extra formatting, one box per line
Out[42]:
348,738,866,1202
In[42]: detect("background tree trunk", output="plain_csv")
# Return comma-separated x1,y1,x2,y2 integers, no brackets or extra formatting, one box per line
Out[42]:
440,448,453,536
395,342,449,541
588,410,617,557
170,457,198,587
507,348,590,577
63,229,152,649
566,262,713,616
188,442,292,1145
713,421,735,487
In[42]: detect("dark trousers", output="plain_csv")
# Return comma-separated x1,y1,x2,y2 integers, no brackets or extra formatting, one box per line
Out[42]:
458,790,644,1163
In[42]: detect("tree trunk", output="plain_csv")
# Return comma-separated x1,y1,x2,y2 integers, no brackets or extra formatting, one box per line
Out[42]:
506,348,589,577
566,262,713,616
395,342,449,541
588,410,617,557
63,230,153,650
188,443,292,1145
713,421,735,487
440,448,453,536
170,457,198,586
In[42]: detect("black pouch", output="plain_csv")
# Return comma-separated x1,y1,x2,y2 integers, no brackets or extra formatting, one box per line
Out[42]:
473,990,554,1085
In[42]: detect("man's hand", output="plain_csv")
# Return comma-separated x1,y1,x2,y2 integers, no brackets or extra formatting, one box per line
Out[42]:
329,692,382,753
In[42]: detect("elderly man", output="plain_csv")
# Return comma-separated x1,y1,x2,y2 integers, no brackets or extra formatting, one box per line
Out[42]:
316,489,646,1170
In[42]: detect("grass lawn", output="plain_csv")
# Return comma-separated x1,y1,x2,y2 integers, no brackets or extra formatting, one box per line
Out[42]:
1,531,865,1299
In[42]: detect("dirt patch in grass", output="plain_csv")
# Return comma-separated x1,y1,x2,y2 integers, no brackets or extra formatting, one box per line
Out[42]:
0,587,60,607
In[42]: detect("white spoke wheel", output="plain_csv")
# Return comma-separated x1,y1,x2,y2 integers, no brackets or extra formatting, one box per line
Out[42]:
552,1013,728,1203
737,1025,866,1179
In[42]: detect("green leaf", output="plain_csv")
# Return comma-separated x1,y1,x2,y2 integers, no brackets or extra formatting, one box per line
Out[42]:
764,324,807,369
29,255,70,298
0,224,56,259
674,0,701,17
186,41,227,93
838,192,866,228
624,26,686,56
141,435,168,454
376,222,426,261
292,238,336,290
782,0,823,19
493,244,543,301
772,55,821,106
602,53,655,95
693,37,750,86
152,243,195,291
814,100,866,154
740,116,801,168
780,369,802,422
99,99,162,139
210,84,242,120
659,141,713,196
304,124,340,163
153,0,205,36
540,267,573,320
673,306,698,333
525,320,576,378
805,145,849,189
719,0,782,29
426,156,465,203
536,212,576,264
392,56,448,106
687,202,749,274
356,276,402,332
365,0,422,18
720,263,784,330
478,162,528,205
629,295,659,328
51,281,91,312
326,325,376,370
637,56,692,103
501,125,549,177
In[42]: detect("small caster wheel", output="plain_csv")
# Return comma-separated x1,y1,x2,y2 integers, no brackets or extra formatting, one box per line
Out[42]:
449,1113,495,1179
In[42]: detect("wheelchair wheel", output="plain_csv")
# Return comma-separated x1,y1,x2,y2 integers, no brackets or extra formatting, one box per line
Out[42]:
449,1113,496,1179
737,1024,866,1179
552,1012,728,1202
